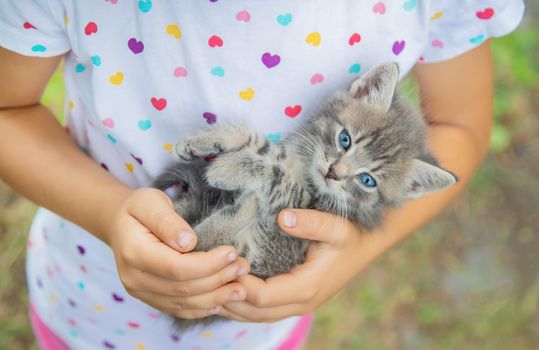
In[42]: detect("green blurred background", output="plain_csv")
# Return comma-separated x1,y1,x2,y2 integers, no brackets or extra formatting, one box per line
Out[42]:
1,8,538,350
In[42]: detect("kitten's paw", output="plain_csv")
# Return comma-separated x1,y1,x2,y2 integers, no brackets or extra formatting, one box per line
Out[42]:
175,137,225,161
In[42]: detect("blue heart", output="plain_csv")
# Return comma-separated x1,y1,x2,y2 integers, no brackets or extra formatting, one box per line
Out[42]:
31,44,47,52
276,13,292,26
348,63,361,74
75,64,86,73
211,66,225,77
403,0,416,11
469,34,485,45
107,134,117,143
77,281,85,290
267,133,282,143
138,0,152,13
91,55,101,67
138,120,152,131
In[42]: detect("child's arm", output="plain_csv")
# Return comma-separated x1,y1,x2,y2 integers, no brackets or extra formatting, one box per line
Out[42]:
218,41,493,322
0,47,250,318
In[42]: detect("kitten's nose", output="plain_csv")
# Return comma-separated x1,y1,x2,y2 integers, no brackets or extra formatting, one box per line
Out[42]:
325,165,338,180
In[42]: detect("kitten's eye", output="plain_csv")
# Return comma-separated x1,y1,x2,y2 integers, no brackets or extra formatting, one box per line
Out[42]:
339,129,351,150
359,172,377,188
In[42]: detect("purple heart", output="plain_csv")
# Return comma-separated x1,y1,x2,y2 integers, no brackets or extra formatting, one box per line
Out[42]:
37,278,43,288
170,334,181,342
130,153,143,165
203,112,217,124
261,52,281,68
100,163,109,171
76,245,86,255
112,293,124,303
68,299,77,308
128,38,144,54
103,340,116,349
392,40,405,55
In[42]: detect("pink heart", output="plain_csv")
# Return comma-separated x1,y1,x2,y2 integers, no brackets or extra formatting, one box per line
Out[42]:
372,2,386,14
102,118,115,128
173,66,188,77
310,73,324,84
432,39,444,48
105,0,118,4
236,10,251,22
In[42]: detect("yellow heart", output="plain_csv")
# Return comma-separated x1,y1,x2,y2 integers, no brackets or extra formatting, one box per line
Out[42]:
239,88,255,101
200,331,213,338
109,72,124,85
166,24,182,39
430,11,443,20
135,343,145,350
49,293,57,305
65,15,69,25
68,100,75,110
125,162,134,173
163,143,173,153
93,304,104,312
305,32,321,46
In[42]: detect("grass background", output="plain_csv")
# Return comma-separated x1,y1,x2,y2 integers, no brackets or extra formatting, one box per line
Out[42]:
1,9,538,350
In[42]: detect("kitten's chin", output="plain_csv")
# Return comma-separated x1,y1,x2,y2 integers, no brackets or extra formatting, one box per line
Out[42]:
310,169,338,195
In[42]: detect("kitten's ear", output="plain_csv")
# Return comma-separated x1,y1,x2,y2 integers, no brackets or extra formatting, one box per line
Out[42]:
349,63,399,113
404,159,458,199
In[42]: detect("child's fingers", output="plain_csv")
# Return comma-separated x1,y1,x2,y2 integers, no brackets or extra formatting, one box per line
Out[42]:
126,188,197,253
277,209,352,244
130,257,250,297
134,282,246,312
132,243,240,281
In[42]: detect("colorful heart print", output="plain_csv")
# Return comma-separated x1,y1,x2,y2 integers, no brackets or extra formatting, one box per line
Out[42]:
137,120,152,131
128,38,144,54
348,63,361,74
75,64,86,73
403,0,416,11
236,10,251,22
310,73,324,84
173,66,188,77
261,52,281,68
23,21,36,29
84,21,98,35
284,105,302,118
138,0,152,13
372,2,386,14
276,13,292,26
208,35,224,48
305,32,321,46
151,97,167,111
239,88,255,101
109,72,124,85
476,8,494,20
392,40,405,55
348,33,361,46
210,66,225,77
166,24,181,39
91,55,101,67
469,34,485,45
31,44,46,52
431,11,444,20
203,112,217,124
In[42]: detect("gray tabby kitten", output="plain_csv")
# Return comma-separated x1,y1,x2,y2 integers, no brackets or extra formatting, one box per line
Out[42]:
153,63,457,329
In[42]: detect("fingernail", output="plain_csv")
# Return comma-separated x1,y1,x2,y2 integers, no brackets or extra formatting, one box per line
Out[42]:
283,211,297,228
236,267,247,276
208,306,220,315
177,231,193,249
230,291,244,301
227,252,238,262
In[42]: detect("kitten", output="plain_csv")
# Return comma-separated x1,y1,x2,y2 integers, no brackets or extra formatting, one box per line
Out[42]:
153,63,457,329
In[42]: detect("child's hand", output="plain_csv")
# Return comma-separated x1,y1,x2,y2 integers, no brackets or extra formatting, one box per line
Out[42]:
108,188,251,319
217,209,376,323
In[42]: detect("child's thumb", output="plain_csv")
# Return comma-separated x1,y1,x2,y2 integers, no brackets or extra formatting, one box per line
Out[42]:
128,188,198,253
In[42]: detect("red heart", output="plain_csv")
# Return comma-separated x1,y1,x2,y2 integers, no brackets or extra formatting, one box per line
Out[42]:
23,21,36,30
284,105,302,118
85,21,98,35
127,322,140,329
476,8,494,20
208,35,223,48
348,33,361,46
151,97,167,111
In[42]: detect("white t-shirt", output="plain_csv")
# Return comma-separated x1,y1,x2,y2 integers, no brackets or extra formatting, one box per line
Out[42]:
0,1,524,349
